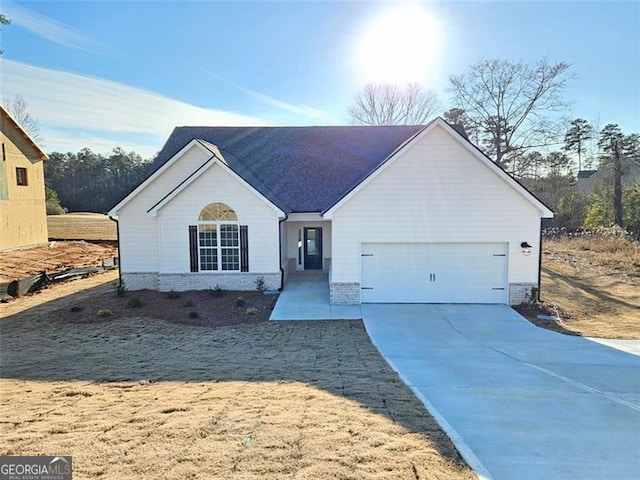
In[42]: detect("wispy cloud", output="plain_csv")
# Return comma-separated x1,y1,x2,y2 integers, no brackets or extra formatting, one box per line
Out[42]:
2,1,115,54
202,68,338,123
1,59,268,156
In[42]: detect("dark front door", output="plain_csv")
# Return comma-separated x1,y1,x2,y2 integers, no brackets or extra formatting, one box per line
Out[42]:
303,227,323,270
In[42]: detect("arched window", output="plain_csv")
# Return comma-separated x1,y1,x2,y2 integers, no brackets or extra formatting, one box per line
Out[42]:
198,203,240,271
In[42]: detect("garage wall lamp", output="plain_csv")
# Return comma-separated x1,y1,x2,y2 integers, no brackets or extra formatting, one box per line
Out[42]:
520,242,532,256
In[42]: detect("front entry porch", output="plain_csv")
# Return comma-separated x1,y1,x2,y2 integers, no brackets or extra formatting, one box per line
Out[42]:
269,271,361,320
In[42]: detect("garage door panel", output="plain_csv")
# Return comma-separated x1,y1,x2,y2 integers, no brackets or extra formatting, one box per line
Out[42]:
361,243,508,304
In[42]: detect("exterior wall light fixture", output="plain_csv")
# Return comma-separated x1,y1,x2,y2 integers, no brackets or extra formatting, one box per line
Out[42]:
520,242,532,256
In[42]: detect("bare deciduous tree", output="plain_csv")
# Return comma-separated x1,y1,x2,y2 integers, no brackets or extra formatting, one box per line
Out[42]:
4,95,43,143
449,58,575,168
348,83,440,126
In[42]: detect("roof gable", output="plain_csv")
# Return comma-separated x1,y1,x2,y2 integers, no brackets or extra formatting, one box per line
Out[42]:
146,141,285,217
148,125,424,213
323,118,554,218
0,105,48,161
108,138,215,215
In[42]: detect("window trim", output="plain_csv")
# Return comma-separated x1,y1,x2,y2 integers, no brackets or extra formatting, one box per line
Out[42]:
198,221,242,273
198,220,241,273
16,167,28,186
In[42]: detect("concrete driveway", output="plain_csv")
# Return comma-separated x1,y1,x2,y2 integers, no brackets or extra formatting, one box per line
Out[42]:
362,304,640,480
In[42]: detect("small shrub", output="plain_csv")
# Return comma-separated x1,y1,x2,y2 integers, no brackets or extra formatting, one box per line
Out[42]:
127,297,143,308
255,276,266,292
97,309,112,317
182,300,194,308
69,305,82,313
528,286,540,303
245,307,258,315
189,311,199,319
166,290,181,299
210,285,224,297
46,200,66,215
114,282,127,297
235,296,246,308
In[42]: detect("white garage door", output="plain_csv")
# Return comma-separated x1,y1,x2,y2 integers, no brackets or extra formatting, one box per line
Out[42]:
361,243,508,303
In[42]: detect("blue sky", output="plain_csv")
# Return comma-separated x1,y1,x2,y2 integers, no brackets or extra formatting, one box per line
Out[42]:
1,0,638,158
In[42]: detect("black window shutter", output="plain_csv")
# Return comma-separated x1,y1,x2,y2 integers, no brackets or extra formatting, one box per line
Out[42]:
189,225,199,272
240,225,249,272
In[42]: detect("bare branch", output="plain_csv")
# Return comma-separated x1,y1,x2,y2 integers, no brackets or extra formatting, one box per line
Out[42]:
448,58,575,169
348,83,440,126
4,95,44,143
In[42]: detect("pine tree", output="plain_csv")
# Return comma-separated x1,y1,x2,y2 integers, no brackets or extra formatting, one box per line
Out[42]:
563,118,593,171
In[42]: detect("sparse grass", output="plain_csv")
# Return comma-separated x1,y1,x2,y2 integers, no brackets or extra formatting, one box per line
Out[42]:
531,238,640,339
545,236,640,276
0,277,474,480
96,308,112,317
47,213,117,241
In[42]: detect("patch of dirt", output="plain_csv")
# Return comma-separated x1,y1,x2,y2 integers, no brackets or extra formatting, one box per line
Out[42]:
513,301,580,337
2,270,276,326
532,238,640,339
0,275,474,480
0,241,118,282
68,288,277,327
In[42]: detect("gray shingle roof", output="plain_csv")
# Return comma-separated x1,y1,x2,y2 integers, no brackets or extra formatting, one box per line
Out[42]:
151,125,425,213
577,170,597,178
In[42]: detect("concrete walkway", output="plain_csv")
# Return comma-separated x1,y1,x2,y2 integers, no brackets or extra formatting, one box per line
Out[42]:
362,304,640,480
269,271,361,320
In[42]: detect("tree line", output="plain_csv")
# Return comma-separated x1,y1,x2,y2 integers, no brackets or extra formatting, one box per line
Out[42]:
44,148,154,214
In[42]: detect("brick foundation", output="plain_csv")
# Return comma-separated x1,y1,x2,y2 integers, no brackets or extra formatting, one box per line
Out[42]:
159,273,281,292
330,282,360,305
122,272,159,290
122,272,280,292
509,282,538,305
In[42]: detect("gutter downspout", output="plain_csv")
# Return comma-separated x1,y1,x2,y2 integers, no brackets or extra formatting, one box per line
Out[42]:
537,218,543,302
278,214,289,291
109,215,123,288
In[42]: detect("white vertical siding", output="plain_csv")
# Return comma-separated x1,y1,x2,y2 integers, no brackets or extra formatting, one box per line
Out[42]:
330,124,543,285
157,163,280,273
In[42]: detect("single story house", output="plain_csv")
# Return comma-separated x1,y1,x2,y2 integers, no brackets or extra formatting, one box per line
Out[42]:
577,159,640,195
109,118,553,305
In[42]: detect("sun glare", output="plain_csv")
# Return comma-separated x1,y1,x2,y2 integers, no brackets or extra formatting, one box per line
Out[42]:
355,6,441,84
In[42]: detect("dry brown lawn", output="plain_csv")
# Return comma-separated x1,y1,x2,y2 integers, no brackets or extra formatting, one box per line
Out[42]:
47,213,117,241
535,237,640,339
0,275,473,480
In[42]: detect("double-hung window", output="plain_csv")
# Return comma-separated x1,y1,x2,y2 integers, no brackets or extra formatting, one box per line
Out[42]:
198,203,240,271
